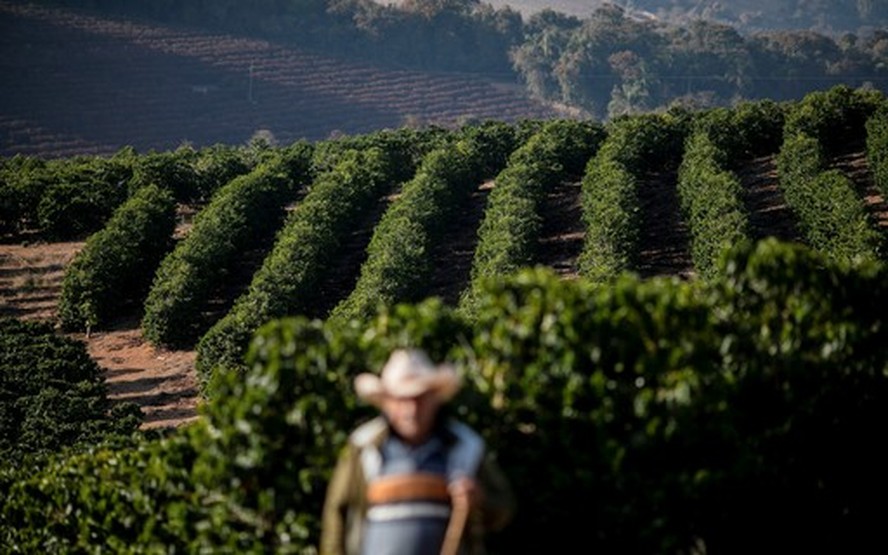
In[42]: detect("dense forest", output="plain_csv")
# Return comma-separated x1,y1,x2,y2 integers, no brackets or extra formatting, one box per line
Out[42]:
34,0,888,121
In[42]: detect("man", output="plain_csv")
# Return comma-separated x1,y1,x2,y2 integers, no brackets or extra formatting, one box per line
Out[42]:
321,348,515,555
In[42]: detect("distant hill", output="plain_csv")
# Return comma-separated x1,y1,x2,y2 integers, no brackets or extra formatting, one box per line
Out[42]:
486,0,888,33
0,1,558,159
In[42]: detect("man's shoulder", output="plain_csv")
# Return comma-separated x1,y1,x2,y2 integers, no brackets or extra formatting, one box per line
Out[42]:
445,418,484,447
349,416,388,448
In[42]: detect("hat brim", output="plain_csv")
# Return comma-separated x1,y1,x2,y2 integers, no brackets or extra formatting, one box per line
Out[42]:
355,364,461,406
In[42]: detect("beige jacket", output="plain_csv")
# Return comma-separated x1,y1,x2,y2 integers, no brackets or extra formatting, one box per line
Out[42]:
320,416,516,555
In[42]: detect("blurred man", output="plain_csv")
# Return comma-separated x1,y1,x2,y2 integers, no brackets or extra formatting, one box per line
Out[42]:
321,348,515,555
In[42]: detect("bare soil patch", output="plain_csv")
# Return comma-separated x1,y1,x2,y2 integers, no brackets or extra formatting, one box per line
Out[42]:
635,171,695,280
735,154,805,244
831,150,888,234
425,180,494,305
77,315,200,430
1,238,200,430
0,238,83,321
537,179,585,279
0,0,559,159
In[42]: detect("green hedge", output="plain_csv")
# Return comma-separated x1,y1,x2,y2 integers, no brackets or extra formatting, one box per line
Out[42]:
866,105,888,199
783,85,884,156
141,147,313,348
4,239,887,553
0,152,134,239
58,184,177,331
195,147,399,385
693,99,786,165
459,119,604,316
578,112,690,282
328,122,517,325
0,317,141,466
676,131,750,278
777,132,882,264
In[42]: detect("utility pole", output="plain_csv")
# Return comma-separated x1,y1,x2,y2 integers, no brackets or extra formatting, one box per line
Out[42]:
248,61,254,103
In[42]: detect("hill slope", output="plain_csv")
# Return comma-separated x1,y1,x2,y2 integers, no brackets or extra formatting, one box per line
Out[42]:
3,142,882,428
0,0,559,159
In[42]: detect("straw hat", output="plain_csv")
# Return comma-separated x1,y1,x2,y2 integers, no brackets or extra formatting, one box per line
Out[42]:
355,348,461,405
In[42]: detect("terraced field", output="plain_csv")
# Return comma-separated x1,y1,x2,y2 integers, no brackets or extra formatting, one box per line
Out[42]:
0,0,559,158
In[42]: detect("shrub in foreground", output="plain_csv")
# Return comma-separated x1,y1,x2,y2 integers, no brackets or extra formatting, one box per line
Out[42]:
4,240,887,554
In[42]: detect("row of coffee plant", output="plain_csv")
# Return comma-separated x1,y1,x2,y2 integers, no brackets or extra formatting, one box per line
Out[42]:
0,317,141,467
782,85,883,159
577,112,688,282
776,137,882,264
691,100,786,167
191,127,449,378
458,119,605,316
676,130,751,278
674,100,788,278
0,144,257,239
3,240,886,553
326,122,519,326
867,104,888,197
58,184,178,332
141,144,315,348
195,146,404,384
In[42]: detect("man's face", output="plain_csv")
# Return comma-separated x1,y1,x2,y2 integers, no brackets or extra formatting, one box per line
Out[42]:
381,390,442,446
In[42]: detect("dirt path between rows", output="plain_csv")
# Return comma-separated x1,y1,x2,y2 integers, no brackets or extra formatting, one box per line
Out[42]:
6,152,879,433
0,239,201,430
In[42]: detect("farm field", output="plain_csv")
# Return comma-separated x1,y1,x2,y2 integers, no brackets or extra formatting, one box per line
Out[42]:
1,226,199,429
2,2,888,552
482,0,596,18
3,77,888,550
0,0,559,159
2,140,884,429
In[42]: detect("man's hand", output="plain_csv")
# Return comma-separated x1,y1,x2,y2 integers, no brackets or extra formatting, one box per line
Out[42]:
448,476,484,509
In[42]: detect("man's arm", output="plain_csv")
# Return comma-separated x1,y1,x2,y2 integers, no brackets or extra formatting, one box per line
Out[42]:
476,452,516,532
320,444,359,555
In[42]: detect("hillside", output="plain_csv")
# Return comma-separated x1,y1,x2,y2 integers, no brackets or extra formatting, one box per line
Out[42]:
484,0,888,32
0,0,559,159
3,133,884,429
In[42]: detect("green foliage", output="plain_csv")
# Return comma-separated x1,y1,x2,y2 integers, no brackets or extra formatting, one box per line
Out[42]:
1,429,205,553
604,112,690,174
468,266,718,552
577,158,640,282
577,113,687,282
196,147,398,386
777,132,882,264
0,156,46,235
460,119,605,315
192,143,254,201
0,317,141,465
129,147,201,203
866,104,888,198
696,239,888,553
35,157,134,240
142,149,312,349
677,131,750,278
309,127,449,183
0,152,134,239
58,184,177,331
693,99,787,164
783,85,885,156
328,123,517,325
3,240,888,552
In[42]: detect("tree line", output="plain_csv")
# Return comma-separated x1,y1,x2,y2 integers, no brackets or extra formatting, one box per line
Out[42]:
35,0,888,119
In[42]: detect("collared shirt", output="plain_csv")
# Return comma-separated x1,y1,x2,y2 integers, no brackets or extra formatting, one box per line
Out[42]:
360,434,452,555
